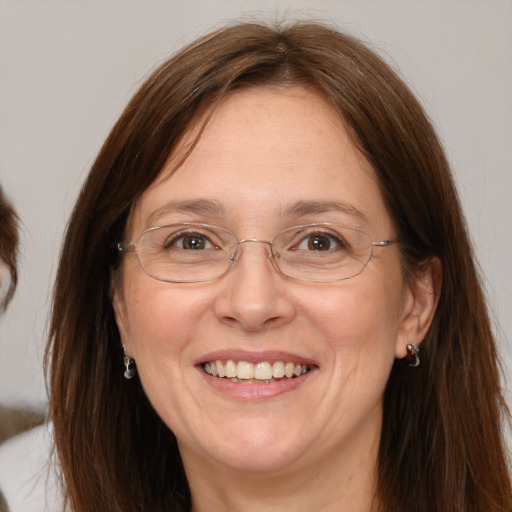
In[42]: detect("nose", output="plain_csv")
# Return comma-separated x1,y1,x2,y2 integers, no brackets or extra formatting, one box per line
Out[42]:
213,240,295,332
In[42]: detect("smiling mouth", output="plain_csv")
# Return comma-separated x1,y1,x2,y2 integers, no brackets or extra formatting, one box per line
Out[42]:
202,360,310,383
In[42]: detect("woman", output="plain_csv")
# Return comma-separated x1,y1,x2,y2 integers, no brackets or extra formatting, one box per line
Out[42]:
46,21,512,511
0,186,18,312
0,186,19,512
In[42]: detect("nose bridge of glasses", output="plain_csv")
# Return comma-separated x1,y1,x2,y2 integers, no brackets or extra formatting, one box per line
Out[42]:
238,238,273,246
230,238,275,262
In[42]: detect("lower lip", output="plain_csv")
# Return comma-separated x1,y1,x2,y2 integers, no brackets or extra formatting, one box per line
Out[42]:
197,367,315,400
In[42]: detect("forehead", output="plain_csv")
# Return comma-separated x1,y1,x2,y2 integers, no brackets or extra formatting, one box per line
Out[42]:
129,86,391,236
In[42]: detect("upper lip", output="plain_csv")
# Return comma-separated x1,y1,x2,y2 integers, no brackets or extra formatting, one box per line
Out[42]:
195,349,317,366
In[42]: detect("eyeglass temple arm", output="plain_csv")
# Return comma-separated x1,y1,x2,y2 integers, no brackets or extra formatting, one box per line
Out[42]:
372,240,393,247
118,242,136,253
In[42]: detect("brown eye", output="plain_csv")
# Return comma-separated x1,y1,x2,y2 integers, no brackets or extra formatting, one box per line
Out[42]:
181,235,206,250
164,233,211,250
307,234,331,251
296,232,347,252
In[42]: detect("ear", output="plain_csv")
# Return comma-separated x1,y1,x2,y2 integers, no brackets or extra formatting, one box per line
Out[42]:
395,257,442,358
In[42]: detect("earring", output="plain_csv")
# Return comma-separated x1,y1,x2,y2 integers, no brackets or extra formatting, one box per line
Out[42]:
123,345,136,379
404,343,420,367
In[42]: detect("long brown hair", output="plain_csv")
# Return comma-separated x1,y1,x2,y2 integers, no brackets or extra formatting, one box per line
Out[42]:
0,185,19,310
46,21,511,511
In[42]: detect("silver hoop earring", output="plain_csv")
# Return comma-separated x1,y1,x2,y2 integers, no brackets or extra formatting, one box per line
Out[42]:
404,343,420,367
123,345,136,379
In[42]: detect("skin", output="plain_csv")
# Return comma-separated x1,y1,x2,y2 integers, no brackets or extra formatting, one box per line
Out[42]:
113,86,438,512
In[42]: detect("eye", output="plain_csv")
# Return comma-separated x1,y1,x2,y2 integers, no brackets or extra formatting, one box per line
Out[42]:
164,232,216,250
296,232,348,251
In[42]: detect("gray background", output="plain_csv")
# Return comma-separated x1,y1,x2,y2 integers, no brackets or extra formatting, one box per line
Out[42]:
1,0,511,436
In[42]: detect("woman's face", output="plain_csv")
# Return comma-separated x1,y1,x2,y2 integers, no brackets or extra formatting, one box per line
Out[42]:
114,86,427,476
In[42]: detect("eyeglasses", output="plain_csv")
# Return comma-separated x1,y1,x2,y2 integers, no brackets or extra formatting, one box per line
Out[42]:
118,222,394,283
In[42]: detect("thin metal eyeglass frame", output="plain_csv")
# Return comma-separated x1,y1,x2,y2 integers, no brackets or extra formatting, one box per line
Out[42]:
117,222,394,283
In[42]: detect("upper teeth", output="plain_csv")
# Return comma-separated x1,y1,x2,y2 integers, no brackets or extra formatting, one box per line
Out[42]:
203,360,308,381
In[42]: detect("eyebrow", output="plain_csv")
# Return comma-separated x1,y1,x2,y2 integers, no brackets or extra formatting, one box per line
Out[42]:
145,199,225,228
145,198,369,229
280,200,369,223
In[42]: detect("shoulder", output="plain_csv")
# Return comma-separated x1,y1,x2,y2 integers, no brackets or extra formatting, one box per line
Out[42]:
0,423,64,512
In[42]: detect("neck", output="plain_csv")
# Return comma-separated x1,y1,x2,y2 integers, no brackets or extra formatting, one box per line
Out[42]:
182,419,382,512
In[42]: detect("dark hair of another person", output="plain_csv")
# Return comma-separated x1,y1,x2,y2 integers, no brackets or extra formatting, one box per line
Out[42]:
0,186,19,310
45,21,512,512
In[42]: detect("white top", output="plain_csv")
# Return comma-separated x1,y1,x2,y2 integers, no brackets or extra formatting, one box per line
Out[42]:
0,423,63,512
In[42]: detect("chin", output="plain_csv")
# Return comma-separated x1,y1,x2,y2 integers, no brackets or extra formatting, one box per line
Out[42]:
210,441,306,474
179,419,317,474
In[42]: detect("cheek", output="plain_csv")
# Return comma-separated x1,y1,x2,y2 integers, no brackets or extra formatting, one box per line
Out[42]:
310,283,401,342
311,284,402,421
120,279,207,366
306,274,403,376
119,283,209,420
